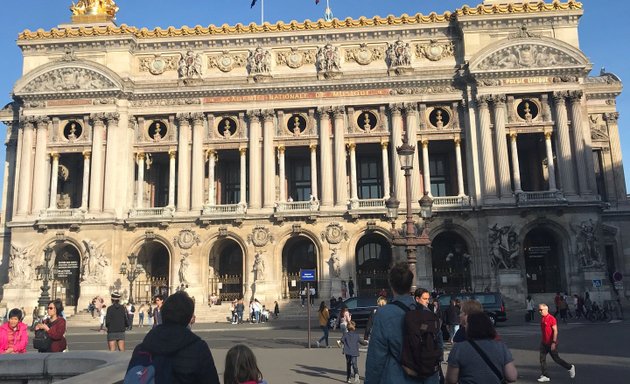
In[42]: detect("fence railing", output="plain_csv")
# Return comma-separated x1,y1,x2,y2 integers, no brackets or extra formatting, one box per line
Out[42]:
433,196,472,208
128,206,175,218
39,208,85,219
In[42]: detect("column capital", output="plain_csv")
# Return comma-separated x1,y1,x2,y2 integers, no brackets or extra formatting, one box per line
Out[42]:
104,112,120,125
490,94,506,106
309,143,317,152
568,90,584,102
552,91,568,103
191,112,205,125
262,109,275,122
176,113,192,125
544,131,553,140
476,95,491,108
380,141,389,149
20,118,36,130
135,152,145,161
454,136,462,145
168,149,177,159
277,145,285,154
346,142,356,151
316,106,332,119
239,147,247,155
509,132,518,140
128,115,137,128
34,116,51,128
82,150,91,159
89,113,106,126
403,102,418,114
50,152,60,160
388,103,403,115
246,109,262,123
604,112,619,123
205,149,217,160
421,139,429,148
332,106,346,118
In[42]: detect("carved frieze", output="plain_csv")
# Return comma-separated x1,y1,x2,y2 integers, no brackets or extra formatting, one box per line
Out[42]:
130,98,201,107
208,51,246,72
344,43,385,65
477,44,579,70
276,48,316,69
390,85,456,95
589,114,609,141
416,40,454,61
22,67,116,92
139,54,179,75
488,224,520,270
248,225,274,248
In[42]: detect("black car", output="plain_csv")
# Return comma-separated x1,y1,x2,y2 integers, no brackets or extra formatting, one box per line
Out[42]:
328,296,383,328
437,292,507,325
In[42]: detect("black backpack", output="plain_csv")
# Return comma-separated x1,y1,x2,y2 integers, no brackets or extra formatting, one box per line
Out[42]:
131,305,136,313
33,328,52,352
392,301,442,380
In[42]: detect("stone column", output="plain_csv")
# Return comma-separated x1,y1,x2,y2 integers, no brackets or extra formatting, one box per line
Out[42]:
333,107,348,207
348,143,358,201
552,92,576,195
455,137,465,196
509,133,522,192
278,145,286,202
544,131,557,191
318,108,333,207
81,151,91,209
404,103,421,201
477,96,497,200
102,113,120,213
421,139,431,196
48,153,59,209
568,91,591,195
89,114,106,213
239,147,247,205
310,144,318,199
191,113,205,211
604,113,627,201
262,110,276,208
207,150,216,205
247,111,262,209
168,150,176,207
176,114,191,212
389,104,405,201
136,153,145,208
16,120,35,215
492,95,511,198
381,141,390,198
32,117,50,213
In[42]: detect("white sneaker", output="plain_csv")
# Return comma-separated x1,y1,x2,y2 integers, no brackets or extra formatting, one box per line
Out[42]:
537,375,551,382
337,339,342,348
316,341,320,348
354,373,360,383
569,365,576,378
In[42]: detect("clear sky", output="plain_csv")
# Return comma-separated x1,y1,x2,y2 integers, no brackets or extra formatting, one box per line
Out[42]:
0,0,628,201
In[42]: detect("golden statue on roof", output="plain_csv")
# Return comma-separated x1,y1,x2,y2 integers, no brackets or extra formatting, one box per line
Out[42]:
70,0,118,22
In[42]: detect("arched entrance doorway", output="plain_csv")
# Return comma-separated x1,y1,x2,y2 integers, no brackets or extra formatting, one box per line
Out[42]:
209,239,244,302
431,232,471,293
136,241,170,303
51,243,81,307
355,234,392,297
523,228,562,293
282,236,317,299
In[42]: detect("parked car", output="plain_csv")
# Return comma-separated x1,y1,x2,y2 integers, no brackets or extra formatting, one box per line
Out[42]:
437,292,507,325
328,296,383,329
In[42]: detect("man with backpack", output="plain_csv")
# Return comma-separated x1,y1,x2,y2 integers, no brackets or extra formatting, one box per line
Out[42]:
125,291,220,383
365,262,443,384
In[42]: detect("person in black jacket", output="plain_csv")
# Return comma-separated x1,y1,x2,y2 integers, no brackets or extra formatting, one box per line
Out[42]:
128,290,220,384
105,291,128,351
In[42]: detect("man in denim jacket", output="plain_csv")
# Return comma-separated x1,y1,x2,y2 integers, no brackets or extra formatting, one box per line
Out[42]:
365,263,442,384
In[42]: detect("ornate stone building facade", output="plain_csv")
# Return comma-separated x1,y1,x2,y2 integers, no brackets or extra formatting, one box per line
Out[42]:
0,0,627,312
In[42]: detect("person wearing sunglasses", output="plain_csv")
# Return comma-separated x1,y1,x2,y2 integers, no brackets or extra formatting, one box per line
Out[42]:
34,299,67,352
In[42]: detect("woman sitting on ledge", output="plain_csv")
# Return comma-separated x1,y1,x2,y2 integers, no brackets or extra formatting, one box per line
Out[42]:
0,308,28,354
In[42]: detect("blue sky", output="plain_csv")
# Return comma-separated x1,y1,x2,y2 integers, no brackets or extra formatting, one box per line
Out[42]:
0,0,628,200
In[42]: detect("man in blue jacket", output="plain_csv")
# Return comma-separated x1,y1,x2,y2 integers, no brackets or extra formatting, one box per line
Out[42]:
365,262,442,384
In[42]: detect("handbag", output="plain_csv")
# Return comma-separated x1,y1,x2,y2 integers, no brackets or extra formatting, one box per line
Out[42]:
468,339,508,384
33,328,52,352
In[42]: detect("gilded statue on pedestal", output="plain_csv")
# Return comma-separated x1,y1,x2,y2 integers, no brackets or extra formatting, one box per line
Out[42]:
70,0,118,18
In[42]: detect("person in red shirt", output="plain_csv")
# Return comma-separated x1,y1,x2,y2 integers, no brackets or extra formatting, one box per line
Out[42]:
537,303,575,382
34,299,67,353
0,308,28,354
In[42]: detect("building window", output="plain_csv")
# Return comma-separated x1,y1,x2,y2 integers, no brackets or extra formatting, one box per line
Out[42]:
219,160,240,204
357,155,383,199
288,159,311,201
593,149,607,201
430,154,450,197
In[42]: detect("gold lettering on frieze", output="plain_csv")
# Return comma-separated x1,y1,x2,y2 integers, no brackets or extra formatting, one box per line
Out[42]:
47,99,92,106
203,89,391,104
500,77,553,85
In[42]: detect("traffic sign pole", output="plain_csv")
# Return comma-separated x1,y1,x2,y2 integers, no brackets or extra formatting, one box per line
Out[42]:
307,282,311,349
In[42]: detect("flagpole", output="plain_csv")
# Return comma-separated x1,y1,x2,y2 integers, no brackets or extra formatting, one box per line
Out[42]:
261,0,264,25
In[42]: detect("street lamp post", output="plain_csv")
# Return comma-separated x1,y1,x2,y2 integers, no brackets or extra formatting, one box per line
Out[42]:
119,253,145,304
386,135,433,291
35,247,55,319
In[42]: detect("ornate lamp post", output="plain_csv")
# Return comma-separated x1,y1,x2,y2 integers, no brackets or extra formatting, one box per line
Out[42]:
119,253,144,304
35,247,55,319
386,135,434,291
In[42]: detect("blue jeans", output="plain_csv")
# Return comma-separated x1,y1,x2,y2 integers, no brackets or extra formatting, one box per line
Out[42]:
345,355,358,379
318,325,329,346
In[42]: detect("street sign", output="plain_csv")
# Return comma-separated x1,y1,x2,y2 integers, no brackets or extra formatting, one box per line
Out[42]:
300,269,316,281
592,279,602,288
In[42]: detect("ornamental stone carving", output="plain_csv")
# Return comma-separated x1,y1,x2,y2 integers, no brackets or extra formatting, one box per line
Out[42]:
416,40,454,61
178,50,204,79
22,68,116,92
390,85,455,95
130,98,201,107
321,223,349,245
208,51,246,73
139,55,178,75
488,224,520,270
8,243,34,287
317,43,342,78
477,44,579,70
276,48,316,69
571,219,605,269
589,114,609,141
247,46,272,75
248,226,273,248
387,39,412,74
344,43,385,66
81,239,108,283
174,229,201,250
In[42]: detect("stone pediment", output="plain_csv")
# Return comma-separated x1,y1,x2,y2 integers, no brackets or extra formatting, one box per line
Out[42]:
14,62,123,96
469,37,590,74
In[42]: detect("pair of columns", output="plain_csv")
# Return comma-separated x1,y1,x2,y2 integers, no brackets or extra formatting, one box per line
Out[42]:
47,152,91,210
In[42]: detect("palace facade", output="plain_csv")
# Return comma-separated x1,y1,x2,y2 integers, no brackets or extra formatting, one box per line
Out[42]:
0,0,627,312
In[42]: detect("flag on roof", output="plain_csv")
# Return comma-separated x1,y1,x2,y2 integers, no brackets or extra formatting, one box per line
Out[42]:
251,0,257,8
316,0,320,4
